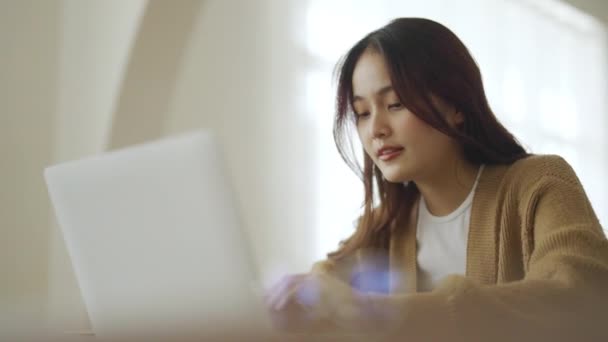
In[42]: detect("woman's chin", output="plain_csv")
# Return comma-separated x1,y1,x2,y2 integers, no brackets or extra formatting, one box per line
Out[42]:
381,171,410,184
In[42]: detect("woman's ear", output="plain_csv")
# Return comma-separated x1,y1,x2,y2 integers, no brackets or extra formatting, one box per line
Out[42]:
431,95,463,128
443,106,464,129
451,110,465,127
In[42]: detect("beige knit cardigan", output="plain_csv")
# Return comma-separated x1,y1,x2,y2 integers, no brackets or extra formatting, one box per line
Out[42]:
312,155,608,341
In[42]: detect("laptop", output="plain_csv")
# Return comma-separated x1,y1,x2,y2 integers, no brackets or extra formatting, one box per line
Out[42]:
44,131,271,339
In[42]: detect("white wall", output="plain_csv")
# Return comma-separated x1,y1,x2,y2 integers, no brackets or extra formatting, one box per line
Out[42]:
107,0,202,150
0,0,59,337
55,0,147,161
562,0,608,22
164,0,319,281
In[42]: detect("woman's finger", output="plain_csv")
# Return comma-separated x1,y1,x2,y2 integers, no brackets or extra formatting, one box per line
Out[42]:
293,275,322,308
264,275,291,308
273,274,308,310
264,274,305,310
274,278,304,310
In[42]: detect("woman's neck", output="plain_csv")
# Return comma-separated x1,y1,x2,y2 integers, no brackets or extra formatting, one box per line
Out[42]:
415,157,481,217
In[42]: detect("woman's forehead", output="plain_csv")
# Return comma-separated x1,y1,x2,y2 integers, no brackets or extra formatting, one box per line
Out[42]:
352,52,399,99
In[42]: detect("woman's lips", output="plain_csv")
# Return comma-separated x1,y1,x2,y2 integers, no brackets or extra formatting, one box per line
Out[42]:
378,148,403,161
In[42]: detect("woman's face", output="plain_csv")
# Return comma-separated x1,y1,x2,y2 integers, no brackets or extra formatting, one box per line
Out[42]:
351,50,463,183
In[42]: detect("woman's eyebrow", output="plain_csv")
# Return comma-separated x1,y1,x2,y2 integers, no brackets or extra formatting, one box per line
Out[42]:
353,85,394,103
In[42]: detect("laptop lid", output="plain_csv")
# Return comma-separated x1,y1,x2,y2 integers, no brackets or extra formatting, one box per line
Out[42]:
44,131,269,338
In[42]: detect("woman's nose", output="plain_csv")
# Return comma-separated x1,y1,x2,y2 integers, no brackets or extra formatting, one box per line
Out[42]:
371,111,391,139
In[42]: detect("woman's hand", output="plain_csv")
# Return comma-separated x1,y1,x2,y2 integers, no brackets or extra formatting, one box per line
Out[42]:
264,273,307,312
264,272,370,331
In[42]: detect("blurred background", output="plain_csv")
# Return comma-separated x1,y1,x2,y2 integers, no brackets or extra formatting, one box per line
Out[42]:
2,0,607,337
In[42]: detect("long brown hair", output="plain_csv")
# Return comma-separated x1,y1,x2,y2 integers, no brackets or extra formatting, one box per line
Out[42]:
329,18,528,260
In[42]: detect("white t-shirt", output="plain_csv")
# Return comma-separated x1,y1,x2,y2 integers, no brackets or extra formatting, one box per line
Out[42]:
416,165,485,292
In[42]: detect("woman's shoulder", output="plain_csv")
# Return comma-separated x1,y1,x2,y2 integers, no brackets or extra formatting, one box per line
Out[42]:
482,154,583,203
506,153,579,184
489,154,596,230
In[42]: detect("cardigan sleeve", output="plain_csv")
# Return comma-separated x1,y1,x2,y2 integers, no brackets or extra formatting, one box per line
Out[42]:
355,157,608,342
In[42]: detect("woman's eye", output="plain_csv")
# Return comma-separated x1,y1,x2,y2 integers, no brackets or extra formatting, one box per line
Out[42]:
355,111,370,119
388,102,403,110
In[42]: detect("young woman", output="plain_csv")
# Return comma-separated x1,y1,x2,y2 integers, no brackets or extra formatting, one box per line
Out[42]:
265,18,608,341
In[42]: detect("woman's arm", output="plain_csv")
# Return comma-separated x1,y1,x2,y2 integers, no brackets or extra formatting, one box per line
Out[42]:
270,157,608,341
354,161,608,341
